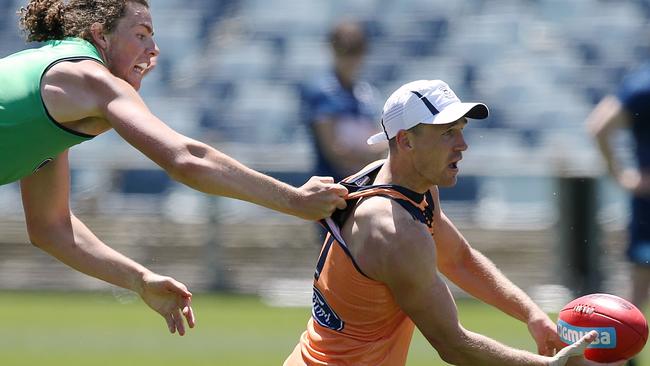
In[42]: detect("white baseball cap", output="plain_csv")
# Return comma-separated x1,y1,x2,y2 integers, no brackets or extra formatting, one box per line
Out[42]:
367,80,489,145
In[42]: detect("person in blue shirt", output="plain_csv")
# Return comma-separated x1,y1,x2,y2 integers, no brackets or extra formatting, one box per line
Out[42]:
300,20,386,182
586,64,650,366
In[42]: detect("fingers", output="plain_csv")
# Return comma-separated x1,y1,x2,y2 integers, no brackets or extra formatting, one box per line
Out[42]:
160,277,194,335
163,298,193,336
562,330,597,358
335,197,347,210
173,308,185,336
551,331,598,366
309,177,348,196
575,330,598,349
167,279,194,335
539,339,560,356
538,343,551,357
329,183,348,211
297,177,350,220
331,183,348,196
164,309,186,336
183,305,196,329
181,296,196,328
164,313,176,334
534,337,548,356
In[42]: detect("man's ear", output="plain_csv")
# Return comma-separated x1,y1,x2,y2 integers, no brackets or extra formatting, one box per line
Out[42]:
90,22,108,50
395,130,413,150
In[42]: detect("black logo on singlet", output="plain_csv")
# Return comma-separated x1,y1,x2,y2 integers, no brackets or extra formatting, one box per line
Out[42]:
312,286,344,331
34,158,53,172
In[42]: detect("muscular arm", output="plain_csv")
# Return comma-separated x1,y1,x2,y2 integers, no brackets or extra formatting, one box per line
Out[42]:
20,151,194,334
355,198,551,365
430,187,562,354
42,60,346,220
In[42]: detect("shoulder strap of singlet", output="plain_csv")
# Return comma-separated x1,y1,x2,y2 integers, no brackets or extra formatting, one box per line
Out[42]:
341,184,433,229
315,161,435,279
320,160,434,234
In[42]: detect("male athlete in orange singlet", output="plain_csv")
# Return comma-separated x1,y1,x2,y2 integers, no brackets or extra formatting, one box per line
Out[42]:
284,80,625,366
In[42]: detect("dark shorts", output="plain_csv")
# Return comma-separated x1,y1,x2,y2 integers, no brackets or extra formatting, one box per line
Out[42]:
627,240,650,266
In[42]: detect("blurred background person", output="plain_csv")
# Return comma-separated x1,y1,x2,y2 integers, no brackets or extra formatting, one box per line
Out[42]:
586,63,650,366
300,19,386,183
586,64,650,311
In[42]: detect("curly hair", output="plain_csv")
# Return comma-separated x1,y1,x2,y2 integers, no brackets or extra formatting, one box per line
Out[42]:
19,0,149,42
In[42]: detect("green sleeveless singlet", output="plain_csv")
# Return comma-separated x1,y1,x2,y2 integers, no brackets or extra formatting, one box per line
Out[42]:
0,38,104,185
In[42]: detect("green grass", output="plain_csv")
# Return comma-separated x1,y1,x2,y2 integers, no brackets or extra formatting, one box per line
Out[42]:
0,291,646,365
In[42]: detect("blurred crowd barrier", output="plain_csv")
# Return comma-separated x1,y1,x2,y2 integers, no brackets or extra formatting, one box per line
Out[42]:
0,198,631,312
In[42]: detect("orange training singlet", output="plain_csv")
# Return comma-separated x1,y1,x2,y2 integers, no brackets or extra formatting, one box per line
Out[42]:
284,161,434,366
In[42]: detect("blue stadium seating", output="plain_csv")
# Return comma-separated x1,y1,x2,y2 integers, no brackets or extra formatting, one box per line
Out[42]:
2,0,647,224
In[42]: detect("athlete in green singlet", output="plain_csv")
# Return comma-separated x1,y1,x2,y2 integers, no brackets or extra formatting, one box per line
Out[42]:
0,38,102,184
1,0,347,335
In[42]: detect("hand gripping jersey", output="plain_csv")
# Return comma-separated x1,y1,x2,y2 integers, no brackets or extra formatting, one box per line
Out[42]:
284,160,434,366
0,38,103,185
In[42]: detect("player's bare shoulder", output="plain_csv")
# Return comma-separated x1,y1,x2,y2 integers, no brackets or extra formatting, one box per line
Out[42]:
41,60,124,124
350,195,436,281
43,59,112,90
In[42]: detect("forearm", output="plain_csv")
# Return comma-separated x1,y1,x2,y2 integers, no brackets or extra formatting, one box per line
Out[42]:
33,213,149,293
104,96,302,216
594,134,620,177
586,95,628,178
447,248,543,323
440,328,549,366
171,146,300,216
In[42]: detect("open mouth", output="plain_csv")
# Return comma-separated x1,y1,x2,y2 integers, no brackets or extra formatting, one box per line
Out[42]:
448,155,462,170
133,63,148,74
449,161,459,169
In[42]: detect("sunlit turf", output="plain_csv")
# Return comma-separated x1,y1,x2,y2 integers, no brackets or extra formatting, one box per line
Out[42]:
0,291,646,365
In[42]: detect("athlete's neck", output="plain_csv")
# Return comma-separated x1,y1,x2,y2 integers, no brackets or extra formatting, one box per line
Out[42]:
373,159,431,194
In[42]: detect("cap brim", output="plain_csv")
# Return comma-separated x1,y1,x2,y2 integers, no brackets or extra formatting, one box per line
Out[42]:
367,102,489,145
427,102,489,125
367,132,387,145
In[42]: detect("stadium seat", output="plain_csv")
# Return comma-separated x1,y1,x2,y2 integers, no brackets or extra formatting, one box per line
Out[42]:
118,169,172,195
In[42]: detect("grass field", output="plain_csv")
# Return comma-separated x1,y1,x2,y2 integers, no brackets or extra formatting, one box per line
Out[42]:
0,291,646,365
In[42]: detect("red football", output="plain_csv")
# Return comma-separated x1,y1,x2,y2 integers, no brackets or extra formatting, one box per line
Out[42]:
557,293,648,362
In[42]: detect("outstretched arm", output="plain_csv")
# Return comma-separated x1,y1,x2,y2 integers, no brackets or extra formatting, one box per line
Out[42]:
428,187,563,355
41,60,347,221
20,151,195,335
357,200,614,365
